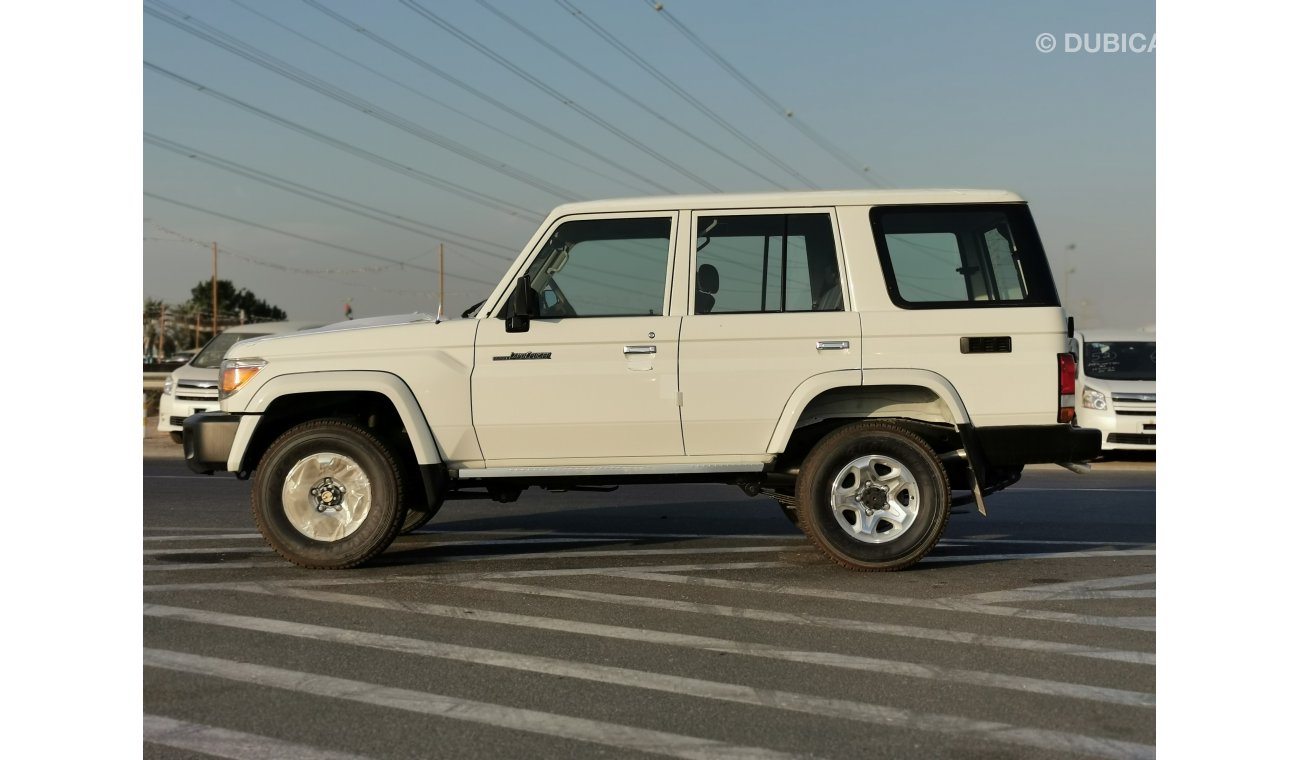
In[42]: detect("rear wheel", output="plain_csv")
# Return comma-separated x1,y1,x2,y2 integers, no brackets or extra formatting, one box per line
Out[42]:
252,419,405,569
795,421,950,571
168,431,183,444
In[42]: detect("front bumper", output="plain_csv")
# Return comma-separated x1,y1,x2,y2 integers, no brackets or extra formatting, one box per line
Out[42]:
157,394,221,433
183,412,241,474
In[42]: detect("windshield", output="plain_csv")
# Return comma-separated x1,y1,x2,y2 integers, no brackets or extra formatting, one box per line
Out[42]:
191,331,270,369
1083,341,1156,381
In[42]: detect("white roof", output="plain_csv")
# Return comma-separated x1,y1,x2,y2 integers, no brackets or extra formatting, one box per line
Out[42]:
549,189,1026,216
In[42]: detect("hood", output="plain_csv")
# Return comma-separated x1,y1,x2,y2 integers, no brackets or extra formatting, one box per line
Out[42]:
224,311,466,362
1080,377,1156,396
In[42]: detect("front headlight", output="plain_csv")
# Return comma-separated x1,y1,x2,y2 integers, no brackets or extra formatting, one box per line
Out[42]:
162,376,174,396
1081,386,1108,411
220,358,267,399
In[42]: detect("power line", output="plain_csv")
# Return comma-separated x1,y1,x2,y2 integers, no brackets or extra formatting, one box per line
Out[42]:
553,0,818,190
145,1,582,202
643,0,893,188
225,0,649,196
473,0,787,191
397,0,720,192
144,132,517,263
143,190,502,289
300,0,673,195
144,61,542,222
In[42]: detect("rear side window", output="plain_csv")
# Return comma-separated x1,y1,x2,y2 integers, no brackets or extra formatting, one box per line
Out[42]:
694,213,842,314
871,204,1057,308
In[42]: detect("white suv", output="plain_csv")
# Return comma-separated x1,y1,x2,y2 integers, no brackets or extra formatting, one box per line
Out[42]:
183,190,1101,571
157,321,324,443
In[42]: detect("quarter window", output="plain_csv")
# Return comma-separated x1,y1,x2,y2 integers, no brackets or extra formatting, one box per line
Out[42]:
694,213,841,314
872,205,1056,308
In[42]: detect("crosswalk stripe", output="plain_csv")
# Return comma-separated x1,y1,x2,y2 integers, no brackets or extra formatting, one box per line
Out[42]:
455,579,1156,666
145,609,1154,760
613,572,1158,632
143,714,377,760
223,586,1154,708
144,648,816,760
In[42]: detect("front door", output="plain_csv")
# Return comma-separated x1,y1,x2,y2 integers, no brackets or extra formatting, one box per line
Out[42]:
472,213,684,462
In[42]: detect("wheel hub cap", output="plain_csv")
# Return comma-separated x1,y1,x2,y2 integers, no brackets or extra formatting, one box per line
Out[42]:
282,452,373,542
829,454,920,545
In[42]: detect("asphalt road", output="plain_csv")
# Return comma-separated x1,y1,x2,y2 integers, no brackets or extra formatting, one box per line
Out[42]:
143,428,1155,760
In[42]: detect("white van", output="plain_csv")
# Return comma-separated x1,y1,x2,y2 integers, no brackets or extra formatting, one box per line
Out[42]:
1071,330,1156,452
157,321,325,443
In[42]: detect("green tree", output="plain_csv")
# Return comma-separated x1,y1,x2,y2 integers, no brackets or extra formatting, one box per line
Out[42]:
188,279,287,322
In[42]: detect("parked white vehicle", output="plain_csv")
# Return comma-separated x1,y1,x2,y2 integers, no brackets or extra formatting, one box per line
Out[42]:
1071,330,1156,452
157,321,325,443
185,189,1101,572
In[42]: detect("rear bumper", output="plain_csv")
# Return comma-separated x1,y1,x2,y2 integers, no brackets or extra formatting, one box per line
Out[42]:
183,412,240,474
973,424,1102,466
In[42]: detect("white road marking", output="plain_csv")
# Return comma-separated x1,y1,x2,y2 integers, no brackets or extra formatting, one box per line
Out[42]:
143,714,377,760
454,580,1156,666
225,586,1154,707
144,648,816,760
950,574,1157,604
613,572,1157,632
145,608,1154,760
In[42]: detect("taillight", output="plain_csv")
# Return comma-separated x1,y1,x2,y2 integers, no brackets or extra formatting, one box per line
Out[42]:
1057,353,1077,423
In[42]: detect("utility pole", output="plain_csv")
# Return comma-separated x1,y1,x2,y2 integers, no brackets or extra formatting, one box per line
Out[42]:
158,305,167,361
211,241,219,337
438,243,445,322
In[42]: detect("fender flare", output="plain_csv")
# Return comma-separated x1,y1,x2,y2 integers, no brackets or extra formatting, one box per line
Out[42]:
227,370,442,471
766,368,972,454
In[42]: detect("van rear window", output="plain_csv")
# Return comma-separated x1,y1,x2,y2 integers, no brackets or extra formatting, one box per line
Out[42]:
871,204,1059,309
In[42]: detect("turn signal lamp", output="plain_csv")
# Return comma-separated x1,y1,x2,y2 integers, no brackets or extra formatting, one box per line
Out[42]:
220,358,267,399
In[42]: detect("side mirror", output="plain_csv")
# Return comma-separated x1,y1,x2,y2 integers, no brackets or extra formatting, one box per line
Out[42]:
505,275,538,333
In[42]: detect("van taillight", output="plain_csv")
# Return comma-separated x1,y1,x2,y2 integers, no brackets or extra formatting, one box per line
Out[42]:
1058,353,1077,423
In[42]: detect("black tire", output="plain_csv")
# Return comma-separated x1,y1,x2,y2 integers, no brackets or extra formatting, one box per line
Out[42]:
794,421,951,571
252,419,406,569
168,431,183,445
778,502,800,526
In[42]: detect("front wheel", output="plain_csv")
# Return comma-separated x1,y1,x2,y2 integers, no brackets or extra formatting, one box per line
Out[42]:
252,420,405,569
794,421,951,571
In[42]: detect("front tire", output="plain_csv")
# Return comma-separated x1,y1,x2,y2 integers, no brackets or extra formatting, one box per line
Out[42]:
252,420,405,569
795,421,950,571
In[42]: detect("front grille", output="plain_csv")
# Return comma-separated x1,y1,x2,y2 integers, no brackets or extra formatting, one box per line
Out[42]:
1113,393,1155,403
169,416,188,426
1108,433,1155,445
1116,410,1155,417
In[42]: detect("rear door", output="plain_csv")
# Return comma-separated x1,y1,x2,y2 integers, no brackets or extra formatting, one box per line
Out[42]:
677,209,861,456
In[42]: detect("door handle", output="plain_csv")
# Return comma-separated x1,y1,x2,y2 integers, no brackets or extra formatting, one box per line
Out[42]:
623,345,657,355
816,341,850,351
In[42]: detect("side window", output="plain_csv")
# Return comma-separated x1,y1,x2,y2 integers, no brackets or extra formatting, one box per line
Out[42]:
695,213,840,314
872,205,1057,308
522,217,671,318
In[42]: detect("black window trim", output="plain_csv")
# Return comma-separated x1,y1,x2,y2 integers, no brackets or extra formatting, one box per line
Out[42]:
869,202,1061,310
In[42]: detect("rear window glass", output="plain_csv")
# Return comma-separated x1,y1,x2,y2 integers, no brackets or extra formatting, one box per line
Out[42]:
871,204,1057,308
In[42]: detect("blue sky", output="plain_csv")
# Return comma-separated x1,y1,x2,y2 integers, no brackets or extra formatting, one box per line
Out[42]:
143,0,1154,327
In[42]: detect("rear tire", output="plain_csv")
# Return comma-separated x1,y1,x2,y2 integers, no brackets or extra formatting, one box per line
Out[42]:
795,421,950,571
252,419,405,569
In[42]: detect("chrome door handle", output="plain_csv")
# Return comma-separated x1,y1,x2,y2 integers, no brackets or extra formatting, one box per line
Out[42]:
816,341,850,350
623,345,656,355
